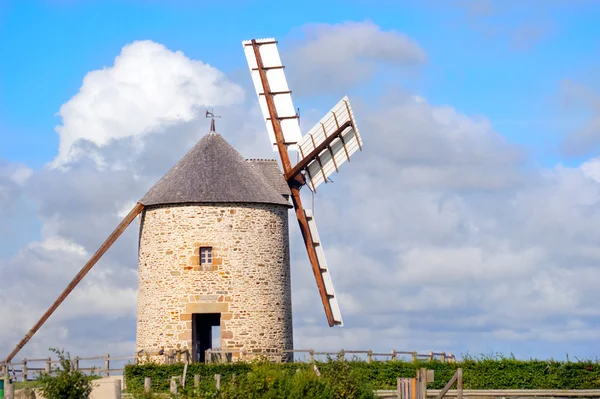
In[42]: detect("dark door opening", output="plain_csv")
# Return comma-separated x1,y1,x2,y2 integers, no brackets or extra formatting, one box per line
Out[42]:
192,313,221,363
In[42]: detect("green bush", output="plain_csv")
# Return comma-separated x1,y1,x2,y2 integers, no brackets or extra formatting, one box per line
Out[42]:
123,354,600,396
288,368,333,399
125,358,375,398
37,348,97,399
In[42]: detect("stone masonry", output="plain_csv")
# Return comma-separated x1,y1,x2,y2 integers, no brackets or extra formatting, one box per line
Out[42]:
136,202,293,361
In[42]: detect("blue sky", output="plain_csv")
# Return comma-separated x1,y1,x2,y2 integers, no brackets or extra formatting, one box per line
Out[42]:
2,0,600,361
2,0,599,168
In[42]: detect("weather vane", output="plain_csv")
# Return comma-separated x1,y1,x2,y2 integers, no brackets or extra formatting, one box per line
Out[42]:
205,109,221,132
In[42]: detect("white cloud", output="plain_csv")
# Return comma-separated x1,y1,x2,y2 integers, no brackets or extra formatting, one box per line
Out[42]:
559,79,600,157
53,40,245,168
37,235,87,255
283,21,426,96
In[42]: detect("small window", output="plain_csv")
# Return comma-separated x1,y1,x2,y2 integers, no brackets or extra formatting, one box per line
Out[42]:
200,247,212,265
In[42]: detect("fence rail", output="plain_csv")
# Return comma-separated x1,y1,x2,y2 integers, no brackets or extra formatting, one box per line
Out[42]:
0,348,455,382
205,349,456,364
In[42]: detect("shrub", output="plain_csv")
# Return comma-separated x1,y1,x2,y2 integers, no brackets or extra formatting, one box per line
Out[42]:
37,348,96,399
125,358,377,398
123,354,600,395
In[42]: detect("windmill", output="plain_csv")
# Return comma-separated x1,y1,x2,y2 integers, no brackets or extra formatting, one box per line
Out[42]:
2,37,363,365
242,38,364,327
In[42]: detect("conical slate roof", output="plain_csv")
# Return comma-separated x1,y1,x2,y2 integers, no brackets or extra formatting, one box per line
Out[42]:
140,133,291,207
247,159,291,197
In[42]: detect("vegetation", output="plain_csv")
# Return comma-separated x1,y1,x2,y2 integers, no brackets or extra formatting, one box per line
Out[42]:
36,348,97,399
13,380,44,390
127,356,376,399
125,353,600,397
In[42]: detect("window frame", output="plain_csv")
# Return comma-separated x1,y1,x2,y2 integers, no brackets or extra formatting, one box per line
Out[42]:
200,246,213,265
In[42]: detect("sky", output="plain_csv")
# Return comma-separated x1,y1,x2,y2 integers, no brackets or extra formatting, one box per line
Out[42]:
1,0,600,363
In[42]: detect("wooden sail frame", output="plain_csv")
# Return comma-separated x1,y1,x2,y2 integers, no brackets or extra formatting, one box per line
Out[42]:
242,38,361,328
243,38,338,327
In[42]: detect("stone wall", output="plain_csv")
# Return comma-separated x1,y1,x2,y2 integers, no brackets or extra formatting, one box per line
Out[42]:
136,202,293,361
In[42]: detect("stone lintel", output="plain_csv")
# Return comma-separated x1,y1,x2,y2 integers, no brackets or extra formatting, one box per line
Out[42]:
185,302,229,314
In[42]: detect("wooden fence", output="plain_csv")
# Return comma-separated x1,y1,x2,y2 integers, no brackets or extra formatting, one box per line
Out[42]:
205,349,456,364
0,349,455,382
0,354,134,382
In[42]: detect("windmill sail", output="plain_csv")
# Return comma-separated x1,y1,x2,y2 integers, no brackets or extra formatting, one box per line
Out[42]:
243,37,363,328
296,96,363,192
242,38,302,152
304,209,343,325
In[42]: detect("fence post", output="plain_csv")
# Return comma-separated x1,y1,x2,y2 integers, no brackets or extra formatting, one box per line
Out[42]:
428,352,433,362
396,377,401,399
339,349,345,361
440,352,445,362
3,368,10,399
309,349,314,363
457,368,463,399
73,356,79,371
391,350,397,361
419,368,427,399
104,354,110,377
215,374,221,390
367,350,373,363
114,379,122,399
144,377,151,393
45,357,52,374
5,381,14,399
170,377,178,394
182,363,188,387
412,351,417,362
22,359,28,381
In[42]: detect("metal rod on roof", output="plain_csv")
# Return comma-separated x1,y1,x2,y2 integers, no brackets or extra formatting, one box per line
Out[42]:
3,202,145,364
206,110,221,132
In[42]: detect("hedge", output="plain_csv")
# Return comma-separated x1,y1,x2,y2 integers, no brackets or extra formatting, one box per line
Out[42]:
124,355,600,393
125,359,377,398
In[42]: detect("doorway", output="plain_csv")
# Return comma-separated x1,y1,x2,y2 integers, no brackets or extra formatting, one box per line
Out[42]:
192,313,221,363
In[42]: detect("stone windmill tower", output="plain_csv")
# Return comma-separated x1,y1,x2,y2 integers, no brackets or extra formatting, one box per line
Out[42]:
135,127,294,362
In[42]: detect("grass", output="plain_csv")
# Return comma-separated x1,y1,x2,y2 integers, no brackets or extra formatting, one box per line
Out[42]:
13,380,43,390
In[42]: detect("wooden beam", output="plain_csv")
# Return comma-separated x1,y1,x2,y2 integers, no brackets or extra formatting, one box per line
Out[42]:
435,370,458,399
419,368,427,399
457,368,463,399
284,121,352,183
3,202,145,363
